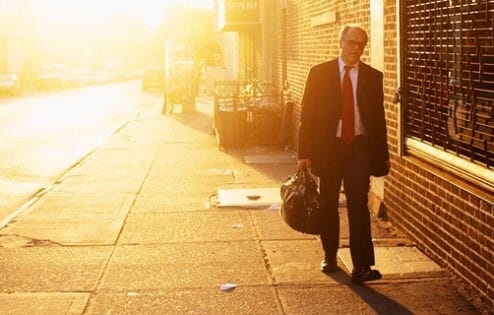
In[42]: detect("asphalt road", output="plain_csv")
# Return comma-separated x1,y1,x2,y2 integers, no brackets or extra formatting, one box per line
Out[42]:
0,80,163,223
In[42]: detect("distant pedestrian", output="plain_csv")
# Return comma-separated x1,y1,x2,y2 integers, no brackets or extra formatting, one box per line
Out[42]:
297,25,390,284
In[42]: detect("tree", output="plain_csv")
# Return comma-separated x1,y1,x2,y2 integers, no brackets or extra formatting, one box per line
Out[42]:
156,4,221,66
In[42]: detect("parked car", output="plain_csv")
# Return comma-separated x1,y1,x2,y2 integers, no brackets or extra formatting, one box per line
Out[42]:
91,70,111,84
141,67,165,91
36,64,73,90
73,69,94,86
0,73,21,96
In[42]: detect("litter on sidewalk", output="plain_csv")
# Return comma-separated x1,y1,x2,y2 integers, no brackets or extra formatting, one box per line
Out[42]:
220,283,238,291
216,187,281,208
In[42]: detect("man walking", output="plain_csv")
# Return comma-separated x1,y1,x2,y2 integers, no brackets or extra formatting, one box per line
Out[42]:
297,25,390,284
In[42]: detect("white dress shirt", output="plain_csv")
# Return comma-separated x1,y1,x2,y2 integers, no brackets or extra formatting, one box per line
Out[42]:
336,57,366,138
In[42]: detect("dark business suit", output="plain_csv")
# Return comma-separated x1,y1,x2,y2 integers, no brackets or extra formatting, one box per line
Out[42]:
298,58,389,268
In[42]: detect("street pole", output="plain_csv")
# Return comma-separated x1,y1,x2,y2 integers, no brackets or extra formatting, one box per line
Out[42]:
162,39,170,115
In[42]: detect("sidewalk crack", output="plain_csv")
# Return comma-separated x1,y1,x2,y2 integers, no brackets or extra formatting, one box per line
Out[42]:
0,233,62,247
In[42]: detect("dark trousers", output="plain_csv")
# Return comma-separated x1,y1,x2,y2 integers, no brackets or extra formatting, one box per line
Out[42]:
319,135,375,268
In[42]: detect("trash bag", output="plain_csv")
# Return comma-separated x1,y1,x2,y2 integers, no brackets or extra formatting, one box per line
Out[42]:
279,167,322,234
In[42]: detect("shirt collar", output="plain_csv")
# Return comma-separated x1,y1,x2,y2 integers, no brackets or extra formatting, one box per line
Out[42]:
338,57,359,73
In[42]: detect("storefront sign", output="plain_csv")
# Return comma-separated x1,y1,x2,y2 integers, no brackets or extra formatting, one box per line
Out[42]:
311,11,338,27
218,0,260,31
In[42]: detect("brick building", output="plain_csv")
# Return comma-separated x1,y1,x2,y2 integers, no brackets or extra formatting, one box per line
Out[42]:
218,0,493,308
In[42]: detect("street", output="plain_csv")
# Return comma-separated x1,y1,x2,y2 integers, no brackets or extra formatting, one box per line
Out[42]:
0,81,163,223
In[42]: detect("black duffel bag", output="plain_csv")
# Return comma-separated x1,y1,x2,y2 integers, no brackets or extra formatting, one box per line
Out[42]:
279,167,322,234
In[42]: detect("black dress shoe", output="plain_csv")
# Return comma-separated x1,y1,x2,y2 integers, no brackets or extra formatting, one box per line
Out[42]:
351,266,382,284
320,257,338,273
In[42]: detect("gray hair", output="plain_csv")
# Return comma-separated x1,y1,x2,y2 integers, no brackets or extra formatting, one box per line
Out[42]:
339,25,368,44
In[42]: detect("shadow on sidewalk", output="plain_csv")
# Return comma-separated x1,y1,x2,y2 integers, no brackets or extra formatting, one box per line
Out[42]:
351,284,414,315
325,272,414,314
162,99,296,185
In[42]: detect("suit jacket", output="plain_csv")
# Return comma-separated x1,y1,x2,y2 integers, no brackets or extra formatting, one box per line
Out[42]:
298,59,389,177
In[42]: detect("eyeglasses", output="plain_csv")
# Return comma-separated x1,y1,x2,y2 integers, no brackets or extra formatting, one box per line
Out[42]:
344,39,366,49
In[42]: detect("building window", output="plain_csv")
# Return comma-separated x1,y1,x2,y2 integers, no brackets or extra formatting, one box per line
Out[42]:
402,0,494,186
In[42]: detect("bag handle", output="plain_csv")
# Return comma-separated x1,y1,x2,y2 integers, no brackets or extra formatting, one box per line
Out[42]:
297,166,318,190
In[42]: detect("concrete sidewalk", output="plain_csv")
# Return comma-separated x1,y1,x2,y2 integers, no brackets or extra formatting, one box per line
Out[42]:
0,95,481,314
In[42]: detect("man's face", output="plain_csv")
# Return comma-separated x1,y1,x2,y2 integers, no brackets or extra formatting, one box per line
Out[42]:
339,28,367,65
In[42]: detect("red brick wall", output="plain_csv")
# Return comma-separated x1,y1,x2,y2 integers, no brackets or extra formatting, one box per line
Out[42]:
271,0,371,143
385,160,494,307
267,0,493,309
381,1,493,309
384,159,494,309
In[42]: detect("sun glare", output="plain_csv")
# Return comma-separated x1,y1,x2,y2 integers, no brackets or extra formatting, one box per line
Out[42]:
18,0,218,77
38,0,215,29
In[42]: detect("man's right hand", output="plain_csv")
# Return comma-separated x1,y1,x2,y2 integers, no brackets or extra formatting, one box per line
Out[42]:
297,159,311,169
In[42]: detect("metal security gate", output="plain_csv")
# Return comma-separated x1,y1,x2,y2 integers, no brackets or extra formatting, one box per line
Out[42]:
401,0,494,169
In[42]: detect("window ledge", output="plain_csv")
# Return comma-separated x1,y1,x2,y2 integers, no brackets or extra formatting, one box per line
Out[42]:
405,137,494,200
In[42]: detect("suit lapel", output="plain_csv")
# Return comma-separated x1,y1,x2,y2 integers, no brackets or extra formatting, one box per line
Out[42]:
356,62,369,108
323,60,341,109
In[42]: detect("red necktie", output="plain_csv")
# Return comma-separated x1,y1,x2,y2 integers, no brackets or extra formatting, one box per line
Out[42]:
341,65,355,144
